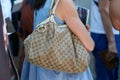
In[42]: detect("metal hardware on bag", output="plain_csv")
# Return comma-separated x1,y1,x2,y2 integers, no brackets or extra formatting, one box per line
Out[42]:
49,10,54,16
49,10,55,22
36,24,46,32
49,16,53,23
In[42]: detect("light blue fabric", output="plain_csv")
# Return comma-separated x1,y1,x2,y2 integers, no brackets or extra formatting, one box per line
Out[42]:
21,59,93,80
21,0,93,80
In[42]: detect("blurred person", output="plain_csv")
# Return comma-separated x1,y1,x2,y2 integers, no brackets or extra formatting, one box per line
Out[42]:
1,0,20,80
10,0,21,57
18,0,34,75
18,0,34,40
20,0,95,80
1,0,12,20
109,0,120,30
90,0,120,80
0,1,11,80
109,0,120,79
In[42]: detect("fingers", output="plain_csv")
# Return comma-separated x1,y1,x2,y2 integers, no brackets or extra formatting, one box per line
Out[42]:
105,52,116,62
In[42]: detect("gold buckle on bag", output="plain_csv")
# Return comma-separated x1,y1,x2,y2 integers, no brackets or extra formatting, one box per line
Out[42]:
36,24,46,32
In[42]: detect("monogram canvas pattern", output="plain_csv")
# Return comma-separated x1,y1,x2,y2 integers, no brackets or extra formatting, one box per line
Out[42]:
24,20,90,73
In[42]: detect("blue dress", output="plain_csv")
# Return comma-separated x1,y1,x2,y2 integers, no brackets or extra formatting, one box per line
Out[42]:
21,0,93,80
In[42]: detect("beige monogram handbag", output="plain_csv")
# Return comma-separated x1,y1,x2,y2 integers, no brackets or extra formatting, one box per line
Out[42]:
24,0,90,73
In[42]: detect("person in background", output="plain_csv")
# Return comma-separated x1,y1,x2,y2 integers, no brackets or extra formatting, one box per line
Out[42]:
109,0,120,30
0,1,11,80
1,0,12,20
18,0,34,75
1,0,21,80
20,0,95,80
90,0,120,80
18,0,34,39
109,0,120,79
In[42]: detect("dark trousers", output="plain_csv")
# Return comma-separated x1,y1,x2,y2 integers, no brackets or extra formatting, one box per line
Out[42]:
91,32,120,80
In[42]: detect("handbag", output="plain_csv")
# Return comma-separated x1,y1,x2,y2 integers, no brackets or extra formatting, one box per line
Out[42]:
24,0,90,73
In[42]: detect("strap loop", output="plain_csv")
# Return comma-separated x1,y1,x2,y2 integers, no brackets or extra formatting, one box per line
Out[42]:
49,0,60,16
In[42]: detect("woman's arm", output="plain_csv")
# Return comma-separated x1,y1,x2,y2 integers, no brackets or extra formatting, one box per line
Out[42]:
56,0,94,52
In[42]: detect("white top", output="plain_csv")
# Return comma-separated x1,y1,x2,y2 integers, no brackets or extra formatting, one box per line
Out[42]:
0,0,12,20
90,0,119,34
